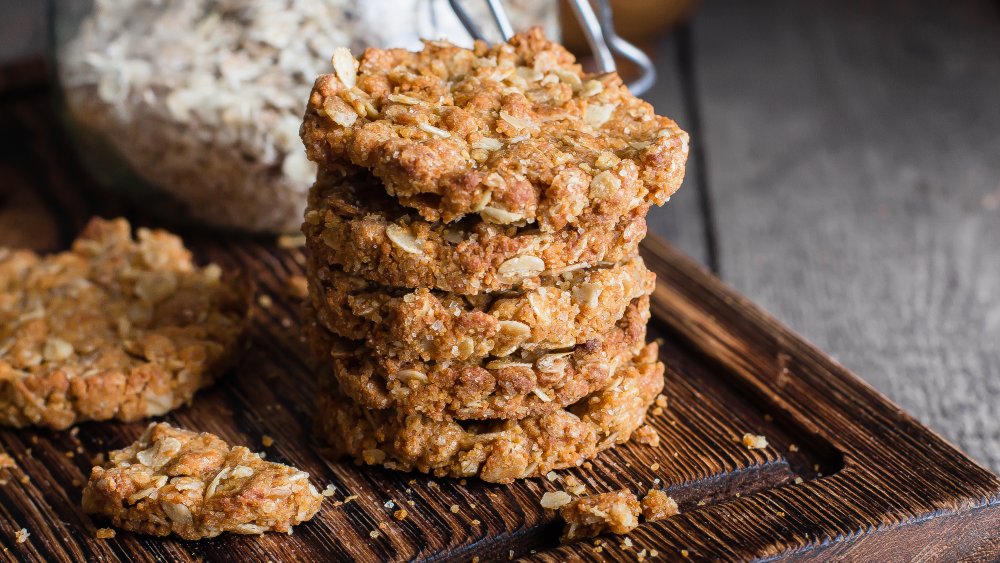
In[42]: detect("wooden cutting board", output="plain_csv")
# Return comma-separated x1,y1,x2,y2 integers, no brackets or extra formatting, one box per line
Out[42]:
1,71,998,563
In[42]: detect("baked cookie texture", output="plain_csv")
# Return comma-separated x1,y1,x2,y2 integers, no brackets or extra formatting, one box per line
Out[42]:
301,28,688,231
305,297,649,420
303,168,648,295
308,255,655,363
560,489,641,540
301,29,686,482
0,218,249,430
82,423,322,540
314,342,663,484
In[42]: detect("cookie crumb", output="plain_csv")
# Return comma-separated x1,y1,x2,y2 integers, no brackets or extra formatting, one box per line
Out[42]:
634,424,660,447
369,530,380,539
742,433,768,449
286,275,309,299
655,395,667,408
449,504,460,514
257,294,273,308
559,490,640,540
15,528,29,543
540,491,573,509
788,443,799,453
546,471,558,481
261,435,274,447
277,234,306,249
564,475,586,495
641,490,679,522
794,477,804,485
95,528,116,539
394,509,408,521
0,452,15,470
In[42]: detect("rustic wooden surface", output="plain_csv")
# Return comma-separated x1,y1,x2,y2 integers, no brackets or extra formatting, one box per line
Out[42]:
645,0,1000,472
0,78,999,561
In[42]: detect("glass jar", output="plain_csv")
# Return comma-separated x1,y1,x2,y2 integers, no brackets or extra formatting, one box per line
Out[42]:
49,0,559,233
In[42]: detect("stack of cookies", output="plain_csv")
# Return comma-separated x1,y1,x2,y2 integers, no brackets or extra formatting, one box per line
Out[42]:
299,30,688,484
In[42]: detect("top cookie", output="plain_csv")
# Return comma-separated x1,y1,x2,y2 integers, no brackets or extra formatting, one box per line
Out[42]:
301,28,688,232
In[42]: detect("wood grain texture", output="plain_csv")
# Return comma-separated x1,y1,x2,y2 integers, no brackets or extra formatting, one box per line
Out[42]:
690,0,1000,470
1,39,999,562
644,32,712,268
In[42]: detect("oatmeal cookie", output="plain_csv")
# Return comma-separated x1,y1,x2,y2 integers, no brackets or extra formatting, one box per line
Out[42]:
303,169,648,294
82,423,322,540
306,296,648,420
301,28,688,231
560,489,640,540
314,342,664,484
307,255,654,362
0,218,249,429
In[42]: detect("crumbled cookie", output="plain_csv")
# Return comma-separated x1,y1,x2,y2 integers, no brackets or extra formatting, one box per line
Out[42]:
633,424,660,448
314,343,663,484
301,28,687,231
305,297,648,420
540,490,573,509
308,254,654,363
559,489,640,540
742,433,768,450
302,168,648,295
82,423,323,540
640,489,679,522
0,218,249,429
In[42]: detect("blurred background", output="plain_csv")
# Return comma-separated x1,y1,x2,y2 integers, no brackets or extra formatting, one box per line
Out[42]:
1,0,998,472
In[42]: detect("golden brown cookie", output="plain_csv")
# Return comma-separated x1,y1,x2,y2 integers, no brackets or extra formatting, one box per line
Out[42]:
313,342,663,484
0,218,249,429
82,423,323,540
305,296,649,420
303,168,648,294
301,29,688,231
307,254,654,363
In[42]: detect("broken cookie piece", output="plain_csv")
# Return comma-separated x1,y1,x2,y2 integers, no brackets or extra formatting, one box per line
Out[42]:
641,489,679,522
559,490,640,541
0,218,250,429
82,423,322,540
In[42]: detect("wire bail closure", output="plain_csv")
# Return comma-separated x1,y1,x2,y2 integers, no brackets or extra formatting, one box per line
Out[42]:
448,0,656,96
